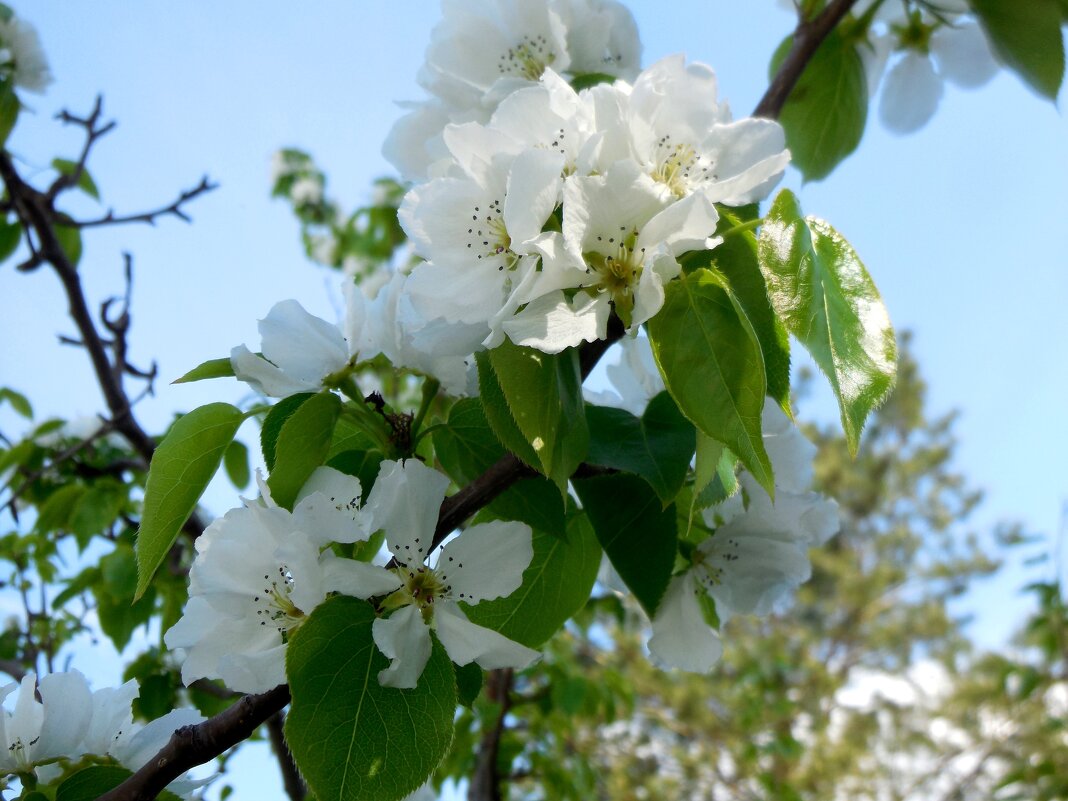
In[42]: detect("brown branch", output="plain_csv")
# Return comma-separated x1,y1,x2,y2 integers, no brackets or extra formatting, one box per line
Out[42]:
468,668,514,801
47,94,116,203
73,175,217,228
266,711,307,801
752,0,861,120
97,685,291,801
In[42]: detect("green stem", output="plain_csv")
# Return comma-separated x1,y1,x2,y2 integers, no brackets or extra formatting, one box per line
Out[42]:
718,217,763,241
412,378,440,438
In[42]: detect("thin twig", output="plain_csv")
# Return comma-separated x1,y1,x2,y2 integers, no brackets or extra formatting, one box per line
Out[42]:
47,94,116,203
74,175,217,228
266,711,307,801
468,668,513,801
752,0,861,120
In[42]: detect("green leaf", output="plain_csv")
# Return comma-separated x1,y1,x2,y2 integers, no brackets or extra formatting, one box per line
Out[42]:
485,341,588,492
70,482,126,543
569,72,617,90
96,544,155,650
771,30,867,180
758,190,896,454
172,356,235,384
327,449,384,499
476,351,540,468
267,391,341,510
647,268,774,497
261,392,316,470
709,208,792,411
0,217,21,264
223,439,250,489
0,80,18,147
693,433,738,509
434,399,566,537
971,0,1065,100
33,484,88,535
286,597,456,801
464,512,601,647
56,765,180,801
586,392,695,506
55,225,83,267
136,402,243,598
455,662,484,707
574,475,677,617
0,387,31,418
52,157,101,200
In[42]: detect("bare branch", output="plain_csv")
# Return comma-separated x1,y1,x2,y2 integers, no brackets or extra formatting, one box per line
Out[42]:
73,175,218,228
468,669,514,801
47,95,117,203
266,711,307,801
752,0,861,120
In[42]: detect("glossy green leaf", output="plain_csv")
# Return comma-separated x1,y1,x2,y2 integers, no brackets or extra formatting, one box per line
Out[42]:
223,439,250,489
286,597,456,801
136,402,243,598
708,208,791,411
971,0,1065,100
758,190,896,454
172,356,235,384
693,433,738,509
484,341,589,492
52,157,101,200
647,268,774,497
267,391,341,510
464,511,601,647
586,391,695,506
475,351,539,469
771,30,867,180
434,398,566,537
574,474,677,617
261,392,315,470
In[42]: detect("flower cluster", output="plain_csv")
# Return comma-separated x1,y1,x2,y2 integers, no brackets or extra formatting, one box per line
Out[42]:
165,462,537,693
586,335,839,673
0,10,52,94
0,670,205,796
397,53,789,355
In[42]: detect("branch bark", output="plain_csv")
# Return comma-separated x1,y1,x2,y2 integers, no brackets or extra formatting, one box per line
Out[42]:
752,0,861,120
266,711,307,801
467,669,514,801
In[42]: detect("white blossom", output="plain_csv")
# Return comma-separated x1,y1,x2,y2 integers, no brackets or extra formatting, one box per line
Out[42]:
584,332,663,416
231,283,364,398
0,15,52,93
0,672,91,774
648,404,839,672
363,460,540,689
164,470,397,693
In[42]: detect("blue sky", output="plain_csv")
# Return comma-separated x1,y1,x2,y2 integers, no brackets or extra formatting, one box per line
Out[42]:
1,3,1066,798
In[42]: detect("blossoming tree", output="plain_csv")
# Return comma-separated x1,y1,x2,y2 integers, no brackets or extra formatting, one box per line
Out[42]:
0,1,1063,800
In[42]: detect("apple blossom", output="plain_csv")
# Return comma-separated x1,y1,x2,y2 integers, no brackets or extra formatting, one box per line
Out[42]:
363,459,540,689
0,13,52,94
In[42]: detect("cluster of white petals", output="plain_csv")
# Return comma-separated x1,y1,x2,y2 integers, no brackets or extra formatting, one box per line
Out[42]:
0,13,52,94
857,0,999,134
361,460,540,689
585,336,838,673
164,467,398,693
398,54,789,355
0,670,206,796
166,460,539,693
385,0,641,182
232,279,475,398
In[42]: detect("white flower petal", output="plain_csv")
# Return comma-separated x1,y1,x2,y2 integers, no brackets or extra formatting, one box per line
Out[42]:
258,299,349,383
501,290,610,354
435,602,541,670
933,21,999,89
114,708,206,772
293,466,367,545
321,553,403,599
648,573,723,672
373,605,433,689
437,521,533,604
503,148,565,246
37,670,92,761
879,52,943,134
230,345,316,398
366,460,450,567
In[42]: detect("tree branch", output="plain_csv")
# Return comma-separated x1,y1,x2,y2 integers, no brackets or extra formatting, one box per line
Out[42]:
468,668,513,801
73,175,217,228
97,685,291,801
47,94,117,203
752,0,860,120
266,711,307,801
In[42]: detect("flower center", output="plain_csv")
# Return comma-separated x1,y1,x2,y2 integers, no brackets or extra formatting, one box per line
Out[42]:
464,198,517,271
389,565,450,623
253,565,305,642
585,226,645,324
498,34,556,81
651,134,716,198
